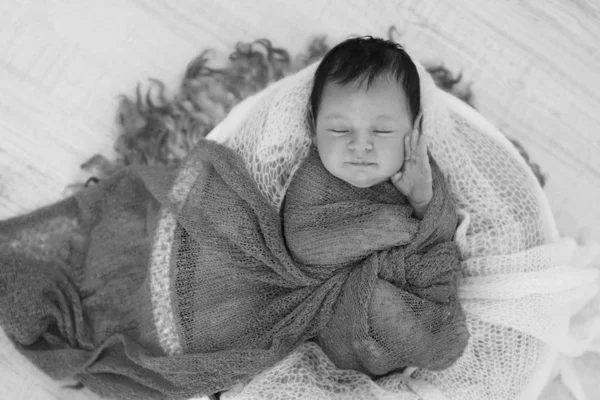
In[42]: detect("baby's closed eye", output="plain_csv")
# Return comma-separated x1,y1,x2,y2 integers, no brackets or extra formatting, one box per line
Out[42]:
328,129,350,135
373,130,395,136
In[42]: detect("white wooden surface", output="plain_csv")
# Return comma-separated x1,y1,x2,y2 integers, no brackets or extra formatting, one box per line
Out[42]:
1,0,599,399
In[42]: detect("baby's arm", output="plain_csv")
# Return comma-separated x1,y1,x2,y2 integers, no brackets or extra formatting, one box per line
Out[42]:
391,115,433,220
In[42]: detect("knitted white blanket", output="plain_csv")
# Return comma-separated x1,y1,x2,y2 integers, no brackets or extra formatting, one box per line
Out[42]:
203,60,600,400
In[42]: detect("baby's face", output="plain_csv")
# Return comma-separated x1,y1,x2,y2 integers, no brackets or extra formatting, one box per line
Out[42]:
313,77,414,188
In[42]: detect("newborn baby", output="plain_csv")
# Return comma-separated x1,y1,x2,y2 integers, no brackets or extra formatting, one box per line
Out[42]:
283,36,469,376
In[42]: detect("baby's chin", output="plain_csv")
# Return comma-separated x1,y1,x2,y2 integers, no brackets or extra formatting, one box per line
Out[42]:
336,173,390,188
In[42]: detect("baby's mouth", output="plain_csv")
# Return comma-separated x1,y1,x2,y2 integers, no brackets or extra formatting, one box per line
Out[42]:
348,160,376,166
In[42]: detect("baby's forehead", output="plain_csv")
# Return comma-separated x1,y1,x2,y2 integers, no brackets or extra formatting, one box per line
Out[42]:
314,82,414,133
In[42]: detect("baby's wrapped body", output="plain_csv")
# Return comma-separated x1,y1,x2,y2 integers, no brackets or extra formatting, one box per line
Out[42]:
283,146,469,375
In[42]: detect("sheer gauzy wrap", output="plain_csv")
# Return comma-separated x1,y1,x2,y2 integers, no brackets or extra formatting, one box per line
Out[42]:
0,113,464,399
208,60,600,400
283,147,467,375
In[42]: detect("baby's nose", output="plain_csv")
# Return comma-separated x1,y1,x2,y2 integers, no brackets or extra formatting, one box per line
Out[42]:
349,133,373,152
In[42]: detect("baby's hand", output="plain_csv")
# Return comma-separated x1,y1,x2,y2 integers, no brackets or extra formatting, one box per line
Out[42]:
390,114,432,217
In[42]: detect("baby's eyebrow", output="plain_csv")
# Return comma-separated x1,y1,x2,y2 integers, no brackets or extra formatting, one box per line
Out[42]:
324,113,348,121
375,115,401,122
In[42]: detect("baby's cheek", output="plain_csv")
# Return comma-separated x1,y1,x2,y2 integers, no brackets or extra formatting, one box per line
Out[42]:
386,142,406,172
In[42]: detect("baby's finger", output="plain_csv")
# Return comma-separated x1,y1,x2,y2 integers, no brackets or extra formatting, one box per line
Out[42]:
411,121,419,155
417,126,428,157
411,113,422,154
404,135,411,161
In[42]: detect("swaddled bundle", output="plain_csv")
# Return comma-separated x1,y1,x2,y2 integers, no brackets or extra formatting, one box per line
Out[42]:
284,146,467,375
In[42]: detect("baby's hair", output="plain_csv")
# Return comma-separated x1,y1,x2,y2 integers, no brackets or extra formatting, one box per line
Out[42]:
309,36,420,128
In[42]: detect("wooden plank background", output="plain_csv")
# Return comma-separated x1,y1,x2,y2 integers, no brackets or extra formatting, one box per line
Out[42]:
1,0,599,399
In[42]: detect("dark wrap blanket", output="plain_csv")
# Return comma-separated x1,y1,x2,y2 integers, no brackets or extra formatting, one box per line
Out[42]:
284,146,468,375
0,139,468,399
